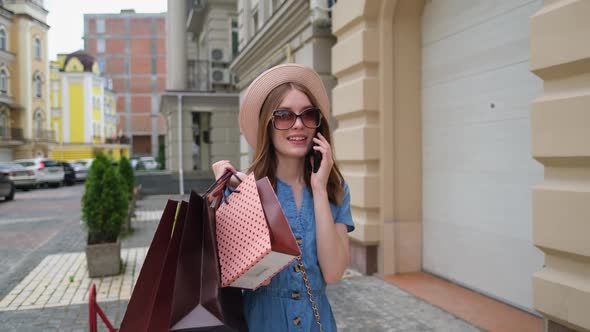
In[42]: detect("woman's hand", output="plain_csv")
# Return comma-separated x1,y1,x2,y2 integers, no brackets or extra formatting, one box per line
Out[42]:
310,132,334,192
211,160,246,187
212,160,236,180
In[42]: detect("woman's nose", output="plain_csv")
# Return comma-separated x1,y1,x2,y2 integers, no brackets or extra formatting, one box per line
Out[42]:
292,116,304,129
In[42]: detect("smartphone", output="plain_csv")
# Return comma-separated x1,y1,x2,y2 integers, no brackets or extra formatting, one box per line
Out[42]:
310,129,322,173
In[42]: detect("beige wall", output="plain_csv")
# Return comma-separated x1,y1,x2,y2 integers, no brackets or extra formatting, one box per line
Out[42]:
332,0,423,275
530,0,590,331
332,0,590,330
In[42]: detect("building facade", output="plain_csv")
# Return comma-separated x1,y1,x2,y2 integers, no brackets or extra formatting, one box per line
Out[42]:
330,0,589,331
0,0,52,162
49,51,128,161
161,0,239,176
83,10,166,157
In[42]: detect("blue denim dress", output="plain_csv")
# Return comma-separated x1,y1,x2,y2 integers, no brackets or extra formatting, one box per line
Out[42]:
243,179,355,332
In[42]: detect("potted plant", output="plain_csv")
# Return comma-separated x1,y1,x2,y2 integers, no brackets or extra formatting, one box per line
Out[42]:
82,154,128,277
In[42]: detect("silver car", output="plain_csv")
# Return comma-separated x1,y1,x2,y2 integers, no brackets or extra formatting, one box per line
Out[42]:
0,163,36,190
13,158,65,188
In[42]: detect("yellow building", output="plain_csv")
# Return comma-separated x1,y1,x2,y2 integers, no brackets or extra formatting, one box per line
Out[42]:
0,0,51,161
49,50,128,161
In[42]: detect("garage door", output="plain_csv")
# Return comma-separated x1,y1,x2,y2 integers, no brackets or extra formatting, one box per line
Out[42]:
421,0,544,311
0,148,11,162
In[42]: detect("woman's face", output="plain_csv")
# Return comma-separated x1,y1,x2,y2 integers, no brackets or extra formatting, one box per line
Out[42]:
270,88,318,161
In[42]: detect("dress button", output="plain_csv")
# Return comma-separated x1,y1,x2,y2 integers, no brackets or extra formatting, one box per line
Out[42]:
293,316,301,325
291,291,300,300
296,238,303,245
293,264,301,273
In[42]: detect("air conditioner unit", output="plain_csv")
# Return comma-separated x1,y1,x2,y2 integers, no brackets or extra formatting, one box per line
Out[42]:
210,68,231,85
210,48,226,63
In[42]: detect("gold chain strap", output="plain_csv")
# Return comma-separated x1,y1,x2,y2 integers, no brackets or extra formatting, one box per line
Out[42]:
297,256,324,332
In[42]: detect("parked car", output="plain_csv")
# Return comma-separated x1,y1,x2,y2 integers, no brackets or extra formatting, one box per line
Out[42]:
0,171,14,201
139,156,159,170
0,163,36,190
13,158,65,188
70,161,88,181
130,157,145,170
74,159,94,169
59,162,76,186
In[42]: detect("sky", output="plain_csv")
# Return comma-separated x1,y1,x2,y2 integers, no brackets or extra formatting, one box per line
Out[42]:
45,0,167,60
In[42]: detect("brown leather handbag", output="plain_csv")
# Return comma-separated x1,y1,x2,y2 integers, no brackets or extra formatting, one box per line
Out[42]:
119,173,247,331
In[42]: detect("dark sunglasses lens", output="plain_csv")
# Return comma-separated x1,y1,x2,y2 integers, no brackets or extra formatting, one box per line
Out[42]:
273,110,296,130
301,109,321,128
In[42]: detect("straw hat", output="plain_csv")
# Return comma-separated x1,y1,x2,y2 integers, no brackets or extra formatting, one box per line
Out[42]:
239,63,330,149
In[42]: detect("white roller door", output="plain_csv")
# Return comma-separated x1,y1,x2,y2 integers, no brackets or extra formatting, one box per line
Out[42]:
421,0,544,311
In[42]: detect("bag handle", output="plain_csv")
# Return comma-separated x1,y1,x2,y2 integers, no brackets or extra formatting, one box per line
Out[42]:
204,170,242,207
297,257,324,332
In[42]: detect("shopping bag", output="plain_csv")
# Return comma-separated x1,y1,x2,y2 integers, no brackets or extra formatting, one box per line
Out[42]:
119,199,188,331
120,173,247,331
215,173,301,289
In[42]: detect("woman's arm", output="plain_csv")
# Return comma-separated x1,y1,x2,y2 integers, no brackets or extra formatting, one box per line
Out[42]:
310,133,350,284
313,188,350,284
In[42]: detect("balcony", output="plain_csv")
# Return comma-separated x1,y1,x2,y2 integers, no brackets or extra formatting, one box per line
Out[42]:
0,127,24,143
187,60,211,91
105,136,130,144
32,129,56,142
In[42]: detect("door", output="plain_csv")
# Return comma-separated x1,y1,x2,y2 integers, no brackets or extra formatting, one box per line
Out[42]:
421,0,544,311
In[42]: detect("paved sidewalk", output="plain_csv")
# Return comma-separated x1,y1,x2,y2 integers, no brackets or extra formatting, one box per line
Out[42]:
0,194,481,332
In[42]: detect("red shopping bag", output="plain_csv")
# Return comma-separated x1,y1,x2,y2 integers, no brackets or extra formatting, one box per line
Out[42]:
119,173,247,331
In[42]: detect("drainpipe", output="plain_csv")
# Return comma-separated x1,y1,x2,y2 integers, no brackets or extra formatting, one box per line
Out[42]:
310,0,331,28
177,94,184,195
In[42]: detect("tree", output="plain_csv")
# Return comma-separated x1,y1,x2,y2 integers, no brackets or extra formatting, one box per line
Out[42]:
118,156,134,198
82,154,128,244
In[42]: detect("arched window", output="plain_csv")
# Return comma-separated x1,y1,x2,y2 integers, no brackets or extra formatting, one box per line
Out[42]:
0,110,7,138
0,28,6,51
34,37,41,59
34,74,42,97
0,69,7,93
34,109,43,138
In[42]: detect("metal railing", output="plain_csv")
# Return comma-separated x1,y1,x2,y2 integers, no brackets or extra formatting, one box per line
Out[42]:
0,127,24,142
32,129,56,142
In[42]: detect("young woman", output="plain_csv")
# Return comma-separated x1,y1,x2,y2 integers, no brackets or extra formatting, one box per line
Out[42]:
212,64,354,332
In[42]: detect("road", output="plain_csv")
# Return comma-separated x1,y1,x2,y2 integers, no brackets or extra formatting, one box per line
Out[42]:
0,184,86,298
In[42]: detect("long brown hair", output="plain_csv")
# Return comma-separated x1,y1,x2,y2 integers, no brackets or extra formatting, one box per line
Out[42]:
248,82,345,204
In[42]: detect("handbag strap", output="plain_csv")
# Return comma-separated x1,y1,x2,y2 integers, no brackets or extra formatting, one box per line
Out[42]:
297,256,324,332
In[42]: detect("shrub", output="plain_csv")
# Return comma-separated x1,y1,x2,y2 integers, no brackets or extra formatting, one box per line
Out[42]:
118,156,134,198
82,154,128,244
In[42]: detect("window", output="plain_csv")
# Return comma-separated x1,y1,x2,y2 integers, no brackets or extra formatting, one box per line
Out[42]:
252,10,259,33
0,69,7,93
231,18,238,58
96,19,105,33
97,59,105,73
34,37,41,59
0,28,6,51
34,110,43,138
96,39,105,53
34,74,42,98
0,111,7,137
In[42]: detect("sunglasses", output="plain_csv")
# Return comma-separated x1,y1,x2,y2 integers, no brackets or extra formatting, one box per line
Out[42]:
271,108,322,130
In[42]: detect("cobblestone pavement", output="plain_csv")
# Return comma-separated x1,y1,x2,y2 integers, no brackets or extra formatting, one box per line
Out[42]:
0,193,481,332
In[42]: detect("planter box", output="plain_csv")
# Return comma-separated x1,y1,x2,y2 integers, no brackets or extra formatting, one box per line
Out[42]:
86,240,121,278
